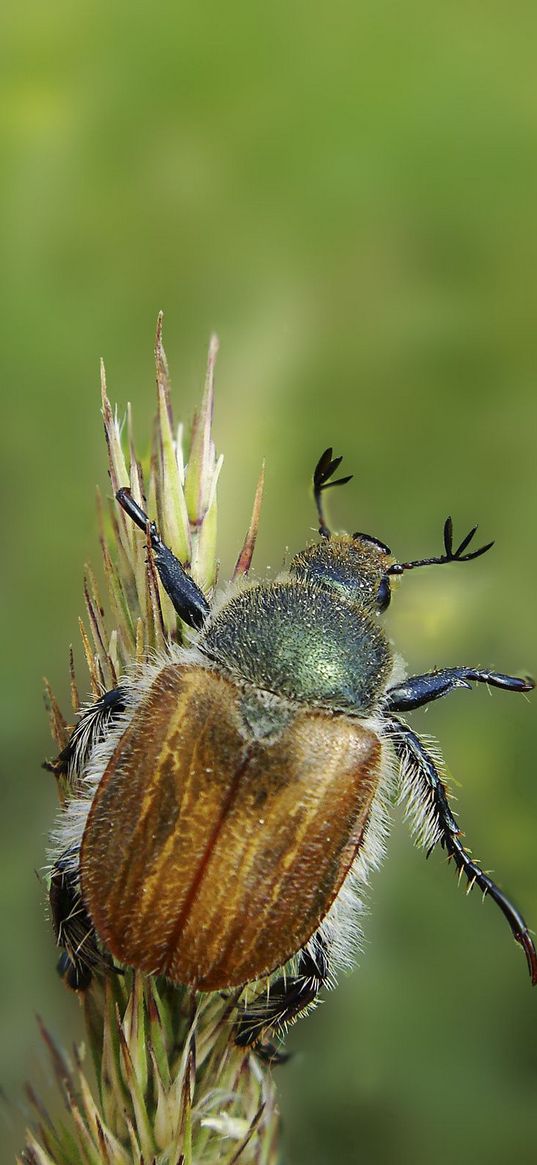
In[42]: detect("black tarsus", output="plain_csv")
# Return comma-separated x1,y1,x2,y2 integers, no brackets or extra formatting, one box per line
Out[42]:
116,487,210,629
387,667,534,712
313,448,353,539
253,1041,292,1066
234,939,329,1050
389,516,494,576
386,717,537,985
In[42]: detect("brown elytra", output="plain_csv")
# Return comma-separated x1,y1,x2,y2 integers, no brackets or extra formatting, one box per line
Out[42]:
80,665,382,990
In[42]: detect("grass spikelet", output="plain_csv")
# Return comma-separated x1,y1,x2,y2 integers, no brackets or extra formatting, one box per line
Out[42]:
26,319,280,1164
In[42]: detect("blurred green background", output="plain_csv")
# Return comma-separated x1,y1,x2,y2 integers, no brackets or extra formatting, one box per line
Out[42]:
2,2,537,1162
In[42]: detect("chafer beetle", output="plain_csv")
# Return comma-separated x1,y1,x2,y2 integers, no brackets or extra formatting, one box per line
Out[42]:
48,448,536,1050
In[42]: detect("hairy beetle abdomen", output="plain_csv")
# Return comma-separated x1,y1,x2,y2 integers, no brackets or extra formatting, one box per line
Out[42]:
80,664,382,990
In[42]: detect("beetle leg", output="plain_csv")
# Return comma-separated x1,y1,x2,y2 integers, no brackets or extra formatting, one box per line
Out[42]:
43,686,127,791
116,488,210,629
234,936,329,1051
49,848,106,991
386,716,537,985
251,1041,292,1066
386,667,533,713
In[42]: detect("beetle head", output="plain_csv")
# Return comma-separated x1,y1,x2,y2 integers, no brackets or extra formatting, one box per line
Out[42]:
290,534,395,612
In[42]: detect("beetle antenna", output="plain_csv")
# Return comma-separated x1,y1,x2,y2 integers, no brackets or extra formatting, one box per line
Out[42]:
388,516,494,576
313,448,353,539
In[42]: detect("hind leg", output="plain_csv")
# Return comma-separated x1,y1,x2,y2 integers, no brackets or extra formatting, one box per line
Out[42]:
46,689,128,987
234,934,329,1057
49,848,106,990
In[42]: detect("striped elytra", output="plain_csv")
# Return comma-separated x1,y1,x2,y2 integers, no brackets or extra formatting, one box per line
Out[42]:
80,664,382,990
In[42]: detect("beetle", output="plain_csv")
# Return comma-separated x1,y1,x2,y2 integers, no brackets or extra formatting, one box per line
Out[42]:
48,448,536,1052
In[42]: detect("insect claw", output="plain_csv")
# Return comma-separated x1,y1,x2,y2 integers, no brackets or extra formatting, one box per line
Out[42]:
517,930,537,986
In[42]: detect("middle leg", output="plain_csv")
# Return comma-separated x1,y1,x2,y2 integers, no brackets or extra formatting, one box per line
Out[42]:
385,715,537,984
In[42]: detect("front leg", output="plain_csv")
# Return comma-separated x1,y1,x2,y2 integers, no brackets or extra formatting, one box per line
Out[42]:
387,667,533,712
385,716,537,984
116,488,210,630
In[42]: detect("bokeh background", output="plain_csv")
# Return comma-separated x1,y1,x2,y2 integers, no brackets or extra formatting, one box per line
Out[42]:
2,3,537,1163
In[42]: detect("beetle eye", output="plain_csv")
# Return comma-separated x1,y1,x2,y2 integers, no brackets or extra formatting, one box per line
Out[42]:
376,576,391,612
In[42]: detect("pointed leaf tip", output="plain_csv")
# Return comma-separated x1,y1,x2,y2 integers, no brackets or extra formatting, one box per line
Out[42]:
208,332,220,363
234,461,265,579
184,335,220,525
